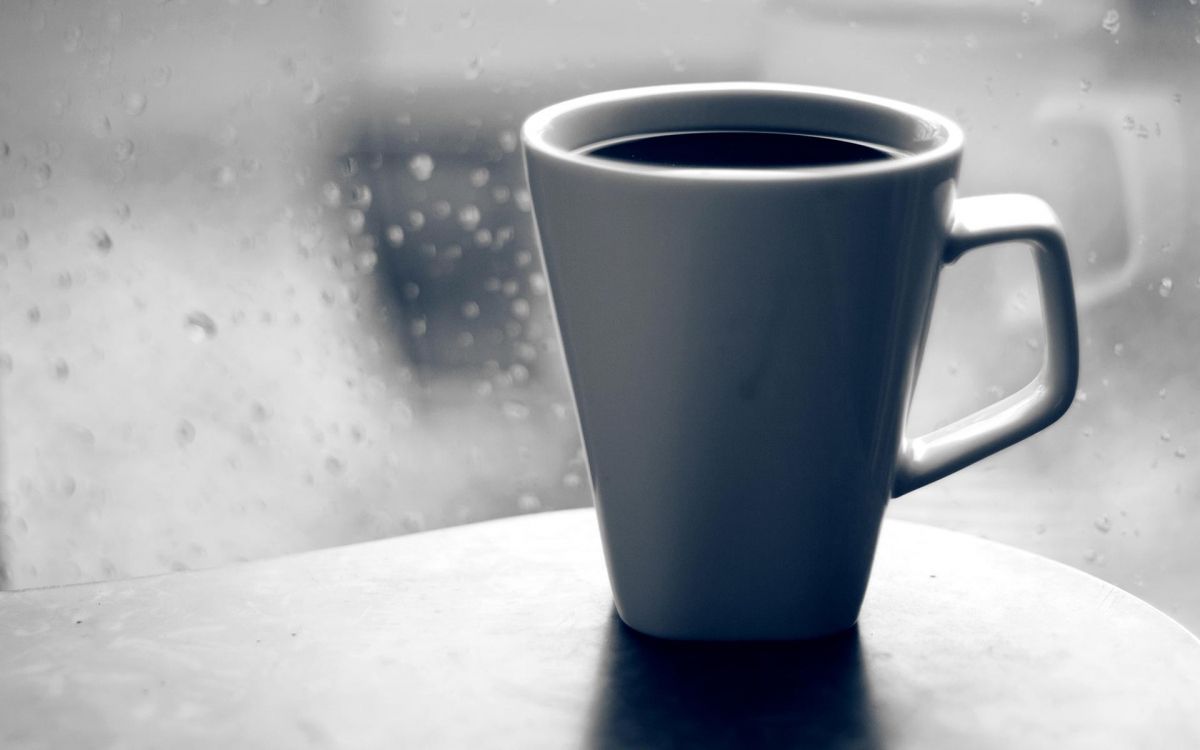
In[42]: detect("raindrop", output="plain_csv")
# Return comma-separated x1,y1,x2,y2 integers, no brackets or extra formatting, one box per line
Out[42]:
515,250,533,267
464,56,484,81
122,91,147,116
52,359,70,380
345,208,366,234
407,210,426,229
113,139,135,162
462,301,480,319
250,401,271,421
512,298,531,319
391,7,407,25
402,282,419,300
57,272,72,289
499,130,518,153
458,8,475,27
1175,446,1189,459
563,472,582,488
529,273,547,295
386,225,406,246
1101,9,1120,34
1079,79,1092,93
27,306,41,324
1093,515,1111,533
432,200,451,220
517,493,542,512
1019,10,1031,24
176,419,196,446
1158,277,1173,297
492,185,511,204
469,167,490,188
63,26,82,53
321,181,342,207
114,202,131,222
457,204,481,230
1161,431,1172,442
324,456,344,474
15,229,29,249
408,153,435,181
184,311,218,342
0,352,11,375
502,279,519,297
90,228,112,253
214,165,237,188
473,229,493,247
410,318,427,337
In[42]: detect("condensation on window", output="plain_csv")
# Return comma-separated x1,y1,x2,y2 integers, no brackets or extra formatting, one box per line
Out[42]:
0,0,1197,632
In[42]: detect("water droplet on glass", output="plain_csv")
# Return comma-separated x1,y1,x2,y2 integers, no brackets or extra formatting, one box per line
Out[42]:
457,331,475,348
176,419,196,446
502,400,530,420
499,130,518,153
402,282,419,300
1159,277,1173,297
407,210,426,230
346,184,372,209
502,279,519,297
492,185,511,204
150,64,173,87
1079,79,1092,93
214,165,237,188
408,153,435,181
33,162,52,188
462,301,480,319
90,228,112,253
345,208,366,234
457,204,481,230
517,493,542,512
473,229,493,247
0,352,12,375
386,225,406,246
432,200,451,220
469,167,490,188
355,249,378,273
113,139,135,162
512,298,531,319
91,115,112,137
15,229,29,249
514,189,532,212
1101,9,1120,34
515,250,533,267
1112,342,1125,356
324,456,344,474
302,78,323,105
51,359,70,380
1019,10,1031,24
184,311,218,342
27,306,41,324
321,181,342,207
122,91,147,116
563,472,582,488
1175,446,1189,459
464,56,484,81
1160,430,1172,442
1093,515,1111,533
63,25,82,53
410,318,427,337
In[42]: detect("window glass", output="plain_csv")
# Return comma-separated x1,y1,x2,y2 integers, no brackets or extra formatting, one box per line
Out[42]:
1,0,1197,633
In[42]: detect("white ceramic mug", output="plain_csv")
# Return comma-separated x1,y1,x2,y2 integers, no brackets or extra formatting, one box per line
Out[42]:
522,83,1079,640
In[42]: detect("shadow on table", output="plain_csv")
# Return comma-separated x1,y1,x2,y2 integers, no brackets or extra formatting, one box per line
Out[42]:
582,612,884,749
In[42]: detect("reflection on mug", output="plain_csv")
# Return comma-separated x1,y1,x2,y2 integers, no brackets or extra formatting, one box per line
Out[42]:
582,613,883,749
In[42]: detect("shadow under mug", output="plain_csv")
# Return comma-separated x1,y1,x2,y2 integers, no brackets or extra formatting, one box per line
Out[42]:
523,83,1079,640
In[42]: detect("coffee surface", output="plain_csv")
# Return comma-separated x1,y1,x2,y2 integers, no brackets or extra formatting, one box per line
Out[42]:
582,130,900,169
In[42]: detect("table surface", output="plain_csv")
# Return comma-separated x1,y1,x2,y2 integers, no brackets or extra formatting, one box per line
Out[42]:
1,509,1198,750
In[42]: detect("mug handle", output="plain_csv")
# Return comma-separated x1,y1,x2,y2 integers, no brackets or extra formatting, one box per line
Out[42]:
892,194,1080,497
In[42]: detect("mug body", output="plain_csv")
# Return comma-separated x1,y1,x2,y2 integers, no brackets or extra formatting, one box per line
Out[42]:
523,83,962,639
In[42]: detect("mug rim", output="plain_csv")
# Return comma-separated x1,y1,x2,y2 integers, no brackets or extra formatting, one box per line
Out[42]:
522,81,964,183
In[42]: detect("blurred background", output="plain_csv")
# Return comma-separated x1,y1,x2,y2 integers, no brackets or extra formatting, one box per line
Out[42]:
0,0,1197,632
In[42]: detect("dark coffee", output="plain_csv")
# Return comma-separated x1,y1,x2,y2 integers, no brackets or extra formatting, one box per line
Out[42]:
581,130,901,169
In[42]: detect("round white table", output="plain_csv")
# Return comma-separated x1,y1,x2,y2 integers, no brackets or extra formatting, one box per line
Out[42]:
2,508,1198,749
